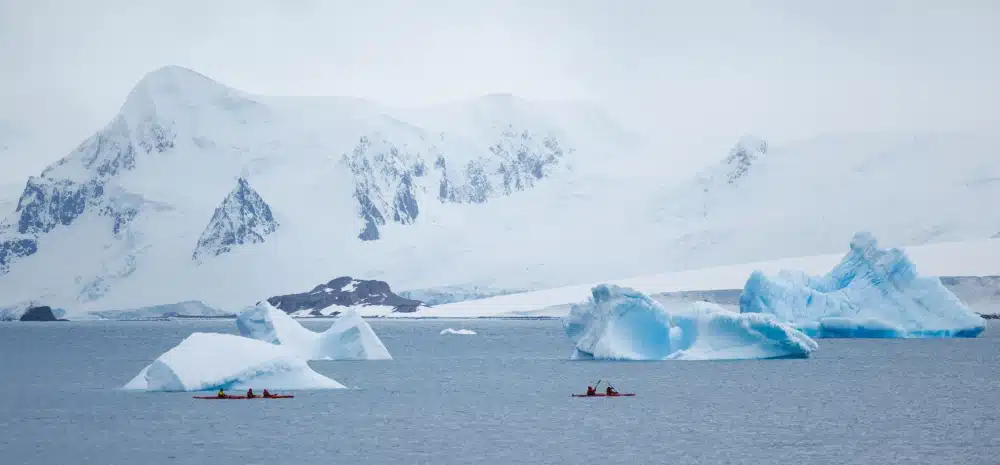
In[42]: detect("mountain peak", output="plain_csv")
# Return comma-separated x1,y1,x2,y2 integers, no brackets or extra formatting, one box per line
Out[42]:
120,65,240,120
133,65,222,93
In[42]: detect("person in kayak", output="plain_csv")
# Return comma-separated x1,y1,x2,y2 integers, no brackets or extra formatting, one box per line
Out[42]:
247,388,255,398
605,386,618,396
262,389,271,398
217,388,225,398
586,386,596,396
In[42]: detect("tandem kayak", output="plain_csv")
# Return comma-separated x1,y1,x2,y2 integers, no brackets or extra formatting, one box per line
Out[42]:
193,395,294,399
571,393,635,397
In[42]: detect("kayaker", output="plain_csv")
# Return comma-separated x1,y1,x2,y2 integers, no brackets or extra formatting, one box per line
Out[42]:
606,386,617,396
217,388,225,398
247,388,255,398
586,386,596,396
262,389,271,398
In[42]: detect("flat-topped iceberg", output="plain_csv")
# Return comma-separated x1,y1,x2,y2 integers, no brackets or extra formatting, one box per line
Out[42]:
122,332,345,392
739,232,987,338
564,284,818,360
236,301,392,360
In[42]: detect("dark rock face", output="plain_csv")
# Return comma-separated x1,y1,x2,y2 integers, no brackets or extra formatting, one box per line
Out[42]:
0,113,155,276
192,177,278,260
0,238,38,274
435,130,566,204
344,136,423,242
15,177,104,235
347,127,568,241
19,306,65,321
267,276,424,315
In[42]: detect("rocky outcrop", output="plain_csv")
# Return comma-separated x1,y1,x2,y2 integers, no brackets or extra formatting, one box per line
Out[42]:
722,136,768,185
0,237,37,274
346,125,569,241
268,276,424,315
192,178,278,260
13,177,104,236
343,136,425,241
0,111,165,275
19,306,66,321
436,127,566,204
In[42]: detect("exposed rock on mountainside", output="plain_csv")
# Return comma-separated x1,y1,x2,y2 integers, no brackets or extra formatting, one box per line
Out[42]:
721,136,768,185
192,177,278,260
268,276,424,315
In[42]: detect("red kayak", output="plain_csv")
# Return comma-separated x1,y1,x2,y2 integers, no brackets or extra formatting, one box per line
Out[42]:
572,393,635,397
193,395,294,399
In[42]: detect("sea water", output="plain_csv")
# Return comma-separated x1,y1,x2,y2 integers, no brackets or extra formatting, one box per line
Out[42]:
1,319,997,465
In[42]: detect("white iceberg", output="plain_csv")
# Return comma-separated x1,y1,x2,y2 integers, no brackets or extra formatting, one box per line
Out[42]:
440,328,477,335
122,332,345,392
564,284,818,360
739,232,987,338
236,301,392,360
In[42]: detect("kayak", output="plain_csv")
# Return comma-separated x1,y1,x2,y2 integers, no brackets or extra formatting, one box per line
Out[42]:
193,395,294,399
571,393,635,397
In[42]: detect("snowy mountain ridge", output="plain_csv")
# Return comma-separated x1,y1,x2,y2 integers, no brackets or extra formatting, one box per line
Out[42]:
1,65,999,317
0,65,634,313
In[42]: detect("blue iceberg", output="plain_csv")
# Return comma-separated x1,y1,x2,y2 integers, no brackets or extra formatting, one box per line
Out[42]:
564,284,818,360
739,232,987,338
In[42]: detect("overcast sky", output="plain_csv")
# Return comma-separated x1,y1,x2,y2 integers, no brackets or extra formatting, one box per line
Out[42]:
1,0,998,181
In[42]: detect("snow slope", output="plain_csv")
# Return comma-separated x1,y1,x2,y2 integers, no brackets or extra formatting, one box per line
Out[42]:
564,284,817,360
236,301,392,360
2,65,999,315
0,65,643,314
408,237,1000,318
122,332,345,392
739,232,986,338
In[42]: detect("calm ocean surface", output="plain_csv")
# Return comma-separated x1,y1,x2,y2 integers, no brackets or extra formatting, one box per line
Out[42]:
1,319,997,465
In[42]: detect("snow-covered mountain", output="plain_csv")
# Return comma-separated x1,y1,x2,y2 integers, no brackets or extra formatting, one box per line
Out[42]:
1,65,999,317
0,65,639,313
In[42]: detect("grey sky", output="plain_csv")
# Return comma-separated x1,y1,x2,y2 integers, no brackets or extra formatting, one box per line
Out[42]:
1,0,998,181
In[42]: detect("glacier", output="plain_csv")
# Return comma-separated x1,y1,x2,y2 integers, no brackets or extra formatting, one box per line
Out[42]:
739,232,987,338
236,301,392,360
122,332,345,392
564,284,818,361
94,300,231,320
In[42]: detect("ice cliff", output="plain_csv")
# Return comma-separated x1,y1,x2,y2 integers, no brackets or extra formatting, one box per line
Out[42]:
739,232,987,338
236,301,392,360
564,284,818,361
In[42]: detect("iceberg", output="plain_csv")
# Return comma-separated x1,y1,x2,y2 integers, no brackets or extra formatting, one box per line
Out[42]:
739,232,987,338
122,332,345,392
564,284,818,361
440,328,477,335
236,301,392,360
